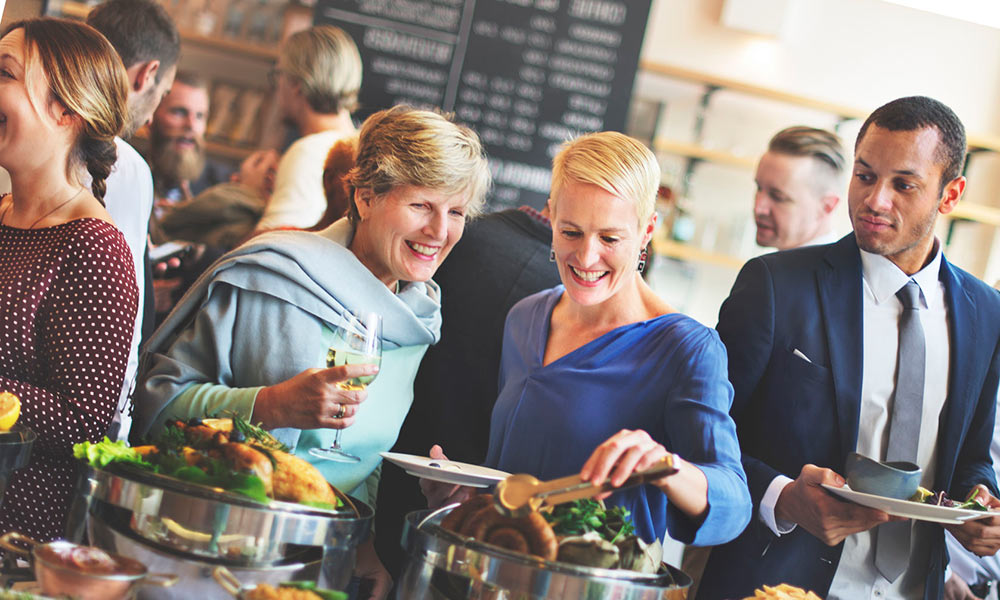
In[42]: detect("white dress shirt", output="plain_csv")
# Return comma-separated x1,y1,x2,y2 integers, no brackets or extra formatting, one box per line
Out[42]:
758,242,950,600
102,137,154,442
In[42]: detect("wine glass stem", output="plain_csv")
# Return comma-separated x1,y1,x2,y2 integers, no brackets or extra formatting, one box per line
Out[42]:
332,428,344,449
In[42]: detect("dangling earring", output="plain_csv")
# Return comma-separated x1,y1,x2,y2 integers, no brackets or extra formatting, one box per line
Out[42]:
637,249,648,272
549,248,556,262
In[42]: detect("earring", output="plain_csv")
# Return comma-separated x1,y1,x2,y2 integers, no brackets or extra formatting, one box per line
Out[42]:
549,248,556,262
637,249,648,272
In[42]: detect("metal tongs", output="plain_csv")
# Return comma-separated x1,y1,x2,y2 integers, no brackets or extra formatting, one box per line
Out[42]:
493,454,678,517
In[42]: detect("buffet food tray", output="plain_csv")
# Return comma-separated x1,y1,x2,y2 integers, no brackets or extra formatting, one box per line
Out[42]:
88,500,323,600
397,507,691,600
80,464,372,564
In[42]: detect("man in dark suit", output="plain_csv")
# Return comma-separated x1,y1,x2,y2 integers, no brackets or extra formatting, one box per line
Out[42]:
698,96,1000,599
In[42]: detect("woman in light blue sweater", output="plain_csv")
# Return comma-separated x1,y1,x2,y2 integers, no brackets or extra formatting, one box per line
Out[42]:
132,106,490,598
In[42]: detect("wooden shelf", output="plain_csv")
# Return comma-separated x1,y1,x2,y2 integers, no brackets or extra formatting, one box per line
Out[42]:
639,60,1000,154
653,138,757,169
946,202,1000,228
640,60,867,121
653,236,746,270
967,133,1000,154
178,29,280,62
58,3,278,61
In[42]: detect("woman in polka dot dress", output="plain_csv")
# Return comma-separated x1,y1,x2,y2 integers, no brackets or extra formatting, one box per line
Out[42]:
0,19,137,541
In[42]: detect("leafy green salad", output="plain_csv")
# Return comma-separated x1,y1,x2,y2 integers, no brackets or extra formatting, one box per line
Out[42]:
73,437,269,503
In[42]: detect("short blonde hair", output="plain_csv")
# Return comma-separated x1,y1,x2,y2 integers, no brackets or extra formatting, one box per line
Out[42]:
347,105,491,222
280,25,361,114
5,18,128,202
550,131,659,225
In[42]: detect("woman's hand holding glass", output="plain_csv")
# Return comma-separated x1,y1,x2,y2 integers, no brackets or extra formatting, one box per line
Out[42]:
311,312,382,462
581,429,709,521
251,363,378,430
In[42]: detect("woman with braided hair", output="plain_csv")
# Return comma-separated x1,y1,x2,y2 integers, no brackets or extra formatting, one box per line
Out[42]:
0,17,138,541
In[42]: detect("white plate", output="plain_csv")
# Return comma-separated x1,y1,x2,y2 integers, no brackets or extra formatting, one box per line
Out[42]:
380,452,510,488
822,484,998,524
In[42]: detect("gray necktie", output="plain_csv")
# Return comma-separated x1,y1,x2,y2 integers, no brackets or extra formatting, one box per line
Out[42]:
875,280,925,582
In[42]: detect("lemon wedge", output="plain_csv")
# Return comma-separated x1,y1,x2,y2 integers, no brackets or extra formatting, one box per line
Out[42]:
0,392,21,431
909,486,933,503
200,418,233,433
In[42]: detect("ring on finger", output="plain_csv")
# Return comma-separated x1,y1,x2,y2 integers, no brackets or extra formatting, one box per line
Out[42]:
335,404,346,419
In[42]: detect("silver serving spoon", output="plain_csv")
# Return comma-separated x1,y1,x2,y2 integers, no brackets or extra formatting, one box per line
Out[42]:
494,454,679,517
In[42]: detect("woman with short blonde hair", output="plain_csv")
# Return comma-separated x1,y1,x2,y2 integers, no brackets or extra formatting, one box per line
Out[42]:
428,131,750,548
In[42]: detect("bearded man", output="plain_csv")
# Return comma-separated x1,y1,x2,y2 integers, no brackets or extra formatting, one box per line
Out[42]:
148,72,233,231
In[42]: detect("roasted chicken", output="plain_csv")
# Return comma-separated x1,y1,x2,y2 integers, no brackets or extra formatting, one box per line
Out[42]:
270,449,338,506
166,419,339,508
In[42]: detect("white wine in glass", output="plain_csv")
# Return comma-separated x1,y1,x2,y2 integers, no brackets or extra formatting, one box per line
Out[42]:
326,348,380,390
309,311,382,463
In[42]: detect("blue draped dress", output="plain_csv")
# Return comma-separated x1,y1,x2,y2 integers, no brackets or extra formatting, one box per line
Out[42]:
485,286,751,545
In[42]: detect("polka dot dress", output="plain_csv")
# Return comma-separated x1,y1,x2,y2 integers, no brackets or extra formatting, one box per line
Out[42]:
0,217,137,542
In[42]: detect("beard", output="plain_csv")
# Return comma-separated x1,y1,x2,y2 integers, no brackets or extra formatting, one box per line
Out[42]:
150,127,206,196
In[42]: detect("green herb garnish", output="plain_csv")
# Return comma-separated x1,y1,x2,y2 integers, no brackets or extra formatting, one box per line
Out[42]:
956,498,990,511
543,499,636,542
279,581,348,600
156,423,188,450
227,412,289,452
163,453,269,503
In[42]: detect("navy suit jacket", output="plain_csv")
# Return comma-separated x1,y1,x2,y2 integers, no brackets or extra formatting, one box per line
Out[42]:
697,235,1000,600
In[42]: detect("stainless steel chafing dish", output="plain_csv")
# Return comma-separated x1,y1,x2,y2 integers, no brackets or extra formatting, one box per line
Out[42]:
76,464,372,598
397,507,691,600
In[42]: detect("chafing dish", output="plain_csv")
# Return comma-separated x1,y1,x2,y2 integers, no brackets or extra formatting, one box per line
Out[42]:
78,464,371,595
88,500,322,600
398,507,691,599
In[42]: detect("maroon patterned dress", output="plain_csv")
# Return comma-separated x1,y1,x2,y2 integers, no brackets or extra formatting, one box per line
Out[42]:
0,218,137,541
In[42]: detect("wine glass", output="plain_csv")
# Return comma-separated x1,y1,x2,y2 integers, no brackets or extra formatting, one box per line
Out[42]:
309,311,382,463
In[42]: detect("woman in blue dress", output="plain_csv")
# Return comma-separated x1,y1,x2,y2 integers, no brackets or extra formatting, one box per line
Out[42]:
428,131,750,547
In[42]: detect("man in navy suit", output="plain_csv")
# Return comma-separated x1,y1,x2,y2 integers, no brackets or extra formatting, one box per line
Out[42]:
698,96,1000,599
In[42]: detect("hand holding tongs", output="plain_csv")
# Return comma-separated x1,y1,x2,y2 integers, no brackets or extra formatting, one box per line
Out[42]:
493,454,678,517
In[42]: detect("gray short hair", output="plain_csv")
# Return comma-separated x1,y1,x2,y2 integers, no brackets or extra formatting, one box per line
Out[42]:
347,106,491,223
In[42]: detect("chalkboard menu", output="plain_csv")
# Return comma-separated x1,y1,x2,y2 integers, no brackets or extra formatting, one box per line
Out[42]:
315,0,651,210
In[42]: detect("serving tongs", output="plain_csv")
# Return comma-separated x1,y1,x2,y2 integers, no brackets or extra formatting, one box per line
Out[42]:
494,454,678,517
